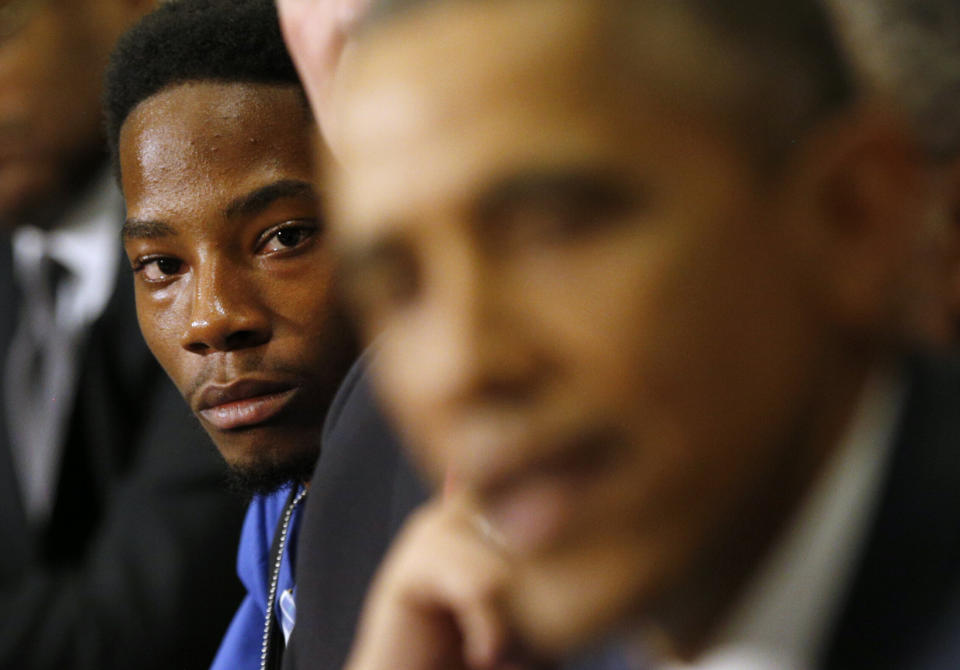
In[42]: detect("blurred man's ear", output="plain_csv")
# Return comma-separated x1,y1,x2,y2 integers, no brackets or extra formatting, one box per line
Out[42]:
884,151,960,347
776,100,927,337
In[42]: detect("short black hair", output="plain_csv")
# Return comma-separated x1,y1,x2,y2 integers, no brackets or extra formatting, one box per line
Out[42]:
360,0,856,167
104,0,304,175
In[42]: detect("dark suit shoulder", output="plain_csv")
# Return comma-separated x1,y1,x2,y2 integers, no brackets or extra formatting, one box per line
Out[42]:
824,354,960,670
285,356,429,670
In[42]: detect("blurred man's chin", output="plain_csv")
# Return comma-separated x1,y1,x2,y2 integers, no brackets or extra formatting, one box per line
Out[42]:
223,447,318,497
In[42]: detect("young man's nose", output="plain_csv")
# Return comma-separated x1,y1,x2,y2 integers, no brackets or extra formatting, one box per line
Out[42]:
180,264,271,354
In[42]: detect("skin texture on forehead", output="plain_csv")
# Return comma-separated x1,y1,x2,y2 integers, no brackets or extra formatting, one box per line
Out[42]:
121,82,311,198
120,80,354,493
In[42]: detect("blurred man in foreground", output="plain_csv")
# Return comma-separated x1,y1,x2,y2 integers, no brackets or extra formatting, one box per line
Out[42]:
0,0,245,666
283,0,960,667
104,0,357,666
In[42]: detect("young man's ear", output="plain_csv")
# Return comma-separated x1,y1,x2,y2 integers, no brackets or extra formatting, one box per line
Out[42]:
777,99,927,335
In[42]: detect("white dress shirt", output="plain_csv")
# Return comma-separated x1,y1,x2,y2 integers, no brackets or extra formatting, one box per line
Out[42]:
648,368,906,670
5,171,121,524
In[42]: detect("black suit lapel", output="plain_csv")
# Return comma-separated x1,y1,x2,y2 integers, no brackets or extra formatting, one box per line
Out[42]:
282,358,429,670
823,355,960,670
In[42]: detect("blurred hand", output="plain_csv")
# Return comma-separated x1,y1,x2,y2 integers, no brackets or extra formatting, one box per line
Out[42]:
345,495,549,670
276,0,370,145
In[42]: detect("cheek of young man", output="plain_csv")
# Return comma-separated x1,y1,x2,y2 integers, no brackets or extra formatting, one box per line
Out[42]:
136,258,351,494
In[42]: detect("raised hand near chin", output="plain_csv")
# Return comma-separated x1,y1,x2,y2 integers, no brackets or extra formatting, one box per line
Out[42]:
344,494,556,670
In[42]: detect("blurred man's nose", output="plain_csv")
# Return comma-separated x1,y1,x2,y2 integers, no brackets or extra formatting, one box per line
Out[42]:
417,247,548,411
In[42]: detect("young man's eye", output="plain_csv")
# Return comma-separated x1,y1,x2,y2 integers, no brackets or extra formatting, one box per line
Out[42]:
134,256,184,283
258,223,317,254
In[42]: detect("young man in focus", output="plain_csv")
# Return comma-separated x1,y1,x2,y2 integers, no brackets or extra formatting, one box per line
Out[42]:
105,1,356,666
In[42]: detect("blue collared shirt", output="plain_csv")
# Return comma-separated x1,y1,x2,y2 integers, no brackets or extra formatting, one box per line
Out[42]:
210,484,305,670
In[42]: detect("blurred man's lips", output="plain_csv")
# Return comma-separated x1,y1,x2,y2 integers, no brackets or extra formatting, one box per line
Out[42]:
478,429,616,555
195,379,298,431
483,469,581,555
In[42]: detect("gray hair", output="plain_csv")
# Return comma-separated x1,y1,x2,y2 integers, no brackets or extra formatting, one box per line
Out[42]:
827,0,960,162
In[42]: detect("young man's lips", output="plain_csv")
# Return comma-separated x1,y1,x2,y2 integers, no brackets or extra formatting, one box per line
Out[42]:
195,380,298,431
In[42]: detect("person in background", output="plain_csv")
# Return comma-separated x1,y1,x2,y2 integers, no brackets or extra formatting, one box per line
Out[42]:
295,0,960,667
828,0,960,347
104,0,358,667
0,0,246,667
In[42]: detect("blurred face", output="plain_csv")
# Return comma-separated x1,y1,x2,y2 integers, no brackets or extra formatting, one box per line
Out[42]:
0,0,146,226
331,0,857,653
120,81,354,492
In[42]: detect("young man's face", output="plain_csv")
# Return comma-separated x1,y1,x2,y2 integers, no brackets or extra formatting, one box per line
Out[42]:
330,0,864,651
119,81,353,492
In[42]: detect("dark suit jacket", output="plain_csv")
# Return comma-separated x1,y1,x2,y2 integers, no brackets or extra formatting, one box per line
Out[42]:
283,356,429,670
821,354,960,669
0,232,247,669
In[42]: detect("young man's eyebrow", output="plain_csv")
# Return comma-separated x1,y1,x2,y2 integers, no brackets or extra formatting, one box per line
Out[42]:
121,219,177,240
224,179,317,220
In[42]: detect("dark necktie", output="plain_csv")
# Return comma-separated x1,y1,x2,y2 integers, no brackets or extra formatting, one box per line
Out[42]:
4,248,78,524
